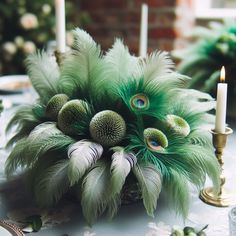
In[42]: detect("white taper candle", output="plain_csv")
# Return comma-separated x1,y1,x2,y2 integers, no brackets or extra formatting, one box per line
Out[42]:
215,66,228,133
55,0,66,53
139,3,148,57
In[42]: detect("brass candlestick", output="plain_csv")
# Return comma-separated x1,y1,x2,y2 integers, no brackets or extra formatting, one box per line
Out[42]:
200,127,236,207
54,50,65,66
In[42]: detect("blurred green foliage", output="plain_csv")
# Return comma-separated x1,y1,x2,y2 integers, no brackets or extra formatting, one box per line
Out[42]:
0,0,90,75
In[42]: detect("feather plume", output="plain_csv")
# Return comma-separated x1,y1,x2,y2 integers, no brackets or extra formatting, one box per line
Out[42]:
163,169,190,218
110,149,137,196
133,162,162,217
59,28,104,98
6,104,43,134
107,149,137,218
81,160,110,224
34,160,70,206
25,51,60,104
141,51,174,84
176,89,216,113
104,39,139,87
26,122,63,166
34,134,75,161
5,138,29,177
67,140,103,186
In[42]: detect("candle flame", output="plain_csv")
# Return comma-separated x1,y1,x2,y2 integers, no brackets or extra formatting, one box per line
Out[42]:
220,66,225,82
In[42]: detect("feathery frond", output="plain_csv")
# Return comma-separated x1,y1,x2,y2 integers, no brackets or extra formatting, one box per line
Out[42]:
163,169,190,218
104,39,139,88
81,160,110,224
25,51,60,104
141,51,174,83
59,28,104,98
67,140,103,186
109,149,137,196
133,162,162,216
34,160,70,206
5,138,29,177
26,122,64,166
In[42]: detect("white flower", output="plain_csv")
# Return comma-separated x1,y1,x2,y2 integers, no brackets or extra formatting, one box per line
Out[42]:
20,13,38,30
42,4,51,15
23,41,36,54
2,42,17,55
14,36,24,48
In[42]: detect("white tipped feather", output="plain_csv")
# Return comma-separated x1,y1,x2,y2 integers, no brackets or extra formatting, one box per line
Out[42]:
59,28,104,97
67,140,103,186
141,51,174,84
25,51,60,104
104,39,140,85
81,160,110,224
110,150,137,196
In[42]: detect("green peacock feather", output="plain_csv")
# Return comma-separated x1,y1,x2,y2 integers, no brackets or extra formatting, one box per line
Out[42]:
5,28,220,224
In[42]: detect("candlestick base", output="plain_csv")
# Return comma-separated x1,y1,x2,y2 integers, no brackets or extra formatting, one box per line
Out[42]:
54,50,65,66
199,127,236,207
200,187,236,207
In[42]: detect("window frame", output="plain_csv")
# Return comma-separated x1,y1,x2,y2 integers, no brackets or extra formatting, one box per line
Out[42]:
194,0,236,19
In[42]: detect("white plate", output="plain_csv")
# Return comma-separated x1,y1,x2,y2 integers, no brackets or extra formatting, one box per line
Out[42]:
0,75,31,94
0,221,24,236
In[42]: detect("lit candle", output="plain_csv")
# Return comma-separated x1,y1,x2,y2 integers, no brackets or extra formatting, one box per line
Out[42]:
215,66,228,133
139,3,148,57
55,0,66,53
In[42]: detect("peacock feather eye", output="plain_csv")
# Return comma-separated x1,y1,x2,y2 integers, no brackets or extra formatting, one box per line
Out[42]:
89,110,126,147
144,128,168,152
166,114,190,137
130,94,149,111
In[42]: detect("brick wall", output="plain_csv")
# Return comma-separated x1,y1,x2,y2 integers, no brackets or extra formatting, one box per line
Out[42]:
80,0,195,55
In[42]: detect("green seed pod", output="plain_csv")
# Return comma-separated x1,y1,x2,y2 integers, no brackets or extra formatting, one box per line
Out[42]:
188,232,197,236
89,110,126,146
45,94,69,121
143,128,168,151
171,228,184,236
183,226,196,235
58,99,88,135
166,114,190,137
130,93,149,111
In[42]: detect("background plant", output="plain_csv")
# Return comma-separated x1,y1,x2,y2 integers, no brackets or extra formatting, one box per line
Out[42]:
173,19,236,107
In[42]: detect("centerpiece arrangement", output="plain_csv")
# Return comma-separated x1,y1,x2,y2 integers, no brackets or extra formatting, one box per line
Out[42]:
5,29,220,224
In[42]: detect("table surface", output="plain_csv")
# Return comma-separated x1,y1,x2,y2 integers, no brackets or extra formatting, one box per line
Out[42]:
0,87,235,236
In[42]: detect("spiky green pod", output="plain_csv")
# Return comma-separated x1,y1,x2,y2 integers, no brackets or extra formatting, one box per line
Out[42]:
89,110,126,146
166,114,190,137
58,99,88,136
144,128,168,151
45,94,69,121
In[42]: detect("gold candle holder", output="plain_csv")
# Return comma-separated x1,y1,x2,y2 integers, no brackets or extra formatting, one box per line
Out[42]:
200,127,236,207
54,50,65,66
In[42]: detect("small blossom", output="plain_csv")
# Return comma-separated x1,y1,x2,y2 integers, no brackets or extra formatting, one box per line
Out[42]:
20,13,38,30
23,41,36,54
14,36,24,48
42,4,51,15
2,42,17,55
